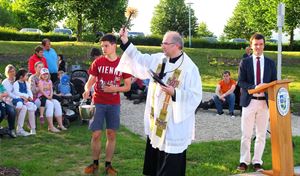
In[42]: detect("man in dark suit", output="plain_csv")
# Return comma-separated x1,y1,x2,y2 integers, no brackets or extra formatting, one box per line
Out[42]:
237,33,277,172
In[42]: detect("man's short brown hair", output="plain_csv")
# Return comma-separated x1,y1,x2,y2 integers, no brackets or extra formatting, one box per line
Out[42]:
41,38,50,46
100,34,116,44
250,33,265,45
223,70,231,76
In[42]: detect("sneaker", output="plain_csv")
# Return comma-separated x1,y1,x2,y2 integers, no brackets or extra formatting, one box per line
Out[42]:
48,127,60,133
8,130,17,138
30,129,36,135
253,163,264,172
84,163,98,174
105,165,117,176
58,126,67,131
216,111,224,116
39,117,45,125
237,162,248,172
16,130,31,137
229,112,235,119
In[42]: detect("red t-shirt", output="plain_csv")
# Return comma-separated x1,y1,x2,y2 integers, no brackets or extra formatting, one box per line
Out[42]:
218,79,236,94
88,56,131,104
28,54,48,74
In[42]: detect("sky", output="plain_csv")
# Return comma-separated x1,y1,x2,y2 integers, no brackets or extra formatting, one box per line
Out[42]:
127,0,239,37
127,0,300,42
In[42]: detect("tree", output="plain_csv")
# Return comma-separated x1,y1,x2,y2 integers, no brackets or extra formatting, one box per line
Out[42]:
224,0,300,46
10,0,61,31
85,0,127,33
224,0,277,40
61,0,127,41
282,0,300,47
150,0,198,36
0,3,15,27
196,22,214,37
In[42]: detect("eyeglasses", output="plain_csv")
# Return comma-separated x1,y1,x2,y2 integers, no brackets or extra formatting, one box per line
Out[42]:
161,42,175,46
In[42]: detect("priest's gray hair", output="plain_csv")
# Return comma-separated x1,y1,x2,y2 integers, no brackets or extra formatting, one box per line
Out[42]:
165,31,184,49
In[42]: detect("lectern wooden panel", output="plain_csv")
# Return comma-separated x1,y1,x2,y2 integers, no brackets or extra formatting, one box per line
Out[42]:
248,80,294,176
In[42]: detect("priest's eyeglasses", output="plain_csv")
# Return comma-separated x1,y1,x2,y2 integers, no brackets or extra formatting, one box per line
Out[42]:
161,42,175,46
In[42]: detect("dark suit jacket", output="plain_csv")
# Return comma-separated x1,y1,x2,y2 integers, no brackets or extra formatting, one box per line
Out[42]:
238,56,277,107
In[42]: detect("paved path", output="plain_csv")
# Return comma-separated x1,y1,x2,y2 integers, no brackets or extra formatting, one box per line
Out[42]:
120,92,300,142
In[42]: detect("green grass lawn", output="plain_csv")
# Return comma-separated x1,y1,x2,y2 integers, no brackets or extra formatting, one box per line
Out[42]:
0,41,300,175
1,120,299,176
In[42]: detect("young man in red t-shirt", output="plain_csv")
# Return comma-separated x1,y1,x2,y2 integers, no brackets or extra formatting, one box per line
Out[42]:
82,34,131,175
213,70,236,117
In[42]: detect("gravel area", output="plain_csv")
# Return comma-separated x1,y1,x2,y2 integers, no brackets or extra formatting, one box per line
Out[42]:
120,92,300,142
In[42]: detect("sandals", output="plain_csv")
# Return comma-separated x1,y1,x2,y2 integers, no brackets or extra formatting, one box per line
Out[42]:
48,127,60,133
39,116,45,125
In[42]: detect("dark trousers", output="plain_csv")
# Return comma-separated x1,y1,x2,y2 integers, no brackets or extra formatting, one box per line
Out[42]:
0,102,16,130
143,137,186,176
50,73,58,84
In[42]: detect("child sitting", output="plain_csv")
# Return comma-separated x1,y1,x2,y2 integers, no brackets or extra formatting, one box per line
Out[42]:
58,74,72,96
38,68,67,132
13,69,37,135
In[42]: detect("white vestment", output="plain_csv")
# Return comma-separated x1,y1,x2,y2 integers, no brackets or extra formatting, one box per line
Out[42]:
116,44,202,154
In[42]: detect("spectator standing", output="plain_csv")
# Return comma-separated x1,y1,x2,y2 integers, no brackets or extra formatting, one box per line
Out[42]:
58,54,66,72
242,46,252,58
82,34,131,175
42,38,59,83
237,33,277,172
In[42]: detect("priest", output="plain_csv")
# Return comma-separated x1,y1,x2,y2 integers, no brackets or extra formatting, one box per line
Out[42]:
117,28,202,176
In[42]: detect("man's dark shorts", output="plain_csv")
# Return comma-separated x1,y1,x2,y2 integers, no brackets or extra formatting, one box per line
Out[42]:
89,104,120,131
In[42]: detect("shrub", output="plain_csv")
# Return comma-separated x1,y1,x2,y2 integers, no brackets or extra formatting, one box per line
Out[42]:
0,27,77,41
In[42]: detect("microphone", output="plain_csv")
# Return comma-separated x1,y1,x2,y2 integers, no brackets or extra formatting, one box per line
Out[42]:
159,58,167,79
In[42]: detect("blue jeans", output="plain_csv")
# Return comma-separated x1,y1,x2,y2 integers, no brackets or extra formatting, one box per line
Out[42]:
0,102,16,130
213,93,235,114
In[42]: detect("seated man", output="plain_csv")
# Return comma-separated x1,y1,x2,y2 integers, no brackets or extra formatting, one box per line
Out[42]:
213,70,236,117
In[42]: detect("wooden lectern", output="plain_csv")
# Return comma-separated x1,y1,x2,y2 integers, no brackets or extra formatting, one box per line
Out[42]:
248,80,294,176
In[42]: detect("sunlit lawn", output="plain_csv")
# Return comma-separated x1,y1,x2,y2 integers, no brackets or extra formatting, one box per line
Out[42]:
1,120,299,176
0,41,300,175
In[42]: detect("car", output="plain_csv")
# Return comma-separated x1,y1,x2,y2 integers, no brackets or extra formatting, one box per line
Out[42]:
19,28,43,34
266,39,278,44
201,37,218,43
53,28,73,35
128,32,145,38
230,38,248,43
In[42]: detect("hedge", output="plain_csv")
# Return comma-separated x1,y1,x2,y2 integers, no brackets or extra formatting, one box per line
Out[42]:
1,27,299,51
129,37,300,51
0,27,77,42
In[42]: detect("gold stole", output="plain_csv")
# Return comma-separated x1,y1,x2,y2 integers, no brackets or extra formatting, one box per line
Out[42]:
149,64,181,144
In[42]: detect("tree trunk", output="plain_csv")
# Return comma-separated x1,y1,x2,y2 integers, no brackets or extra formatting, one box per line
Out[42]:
93,19,97,33
289,29,294,51
77,13,83,42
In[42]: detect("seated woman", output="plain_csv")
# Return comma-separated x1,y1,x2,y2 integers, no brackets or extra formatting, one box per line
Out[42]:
2,65,35,136
0,73,16,138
